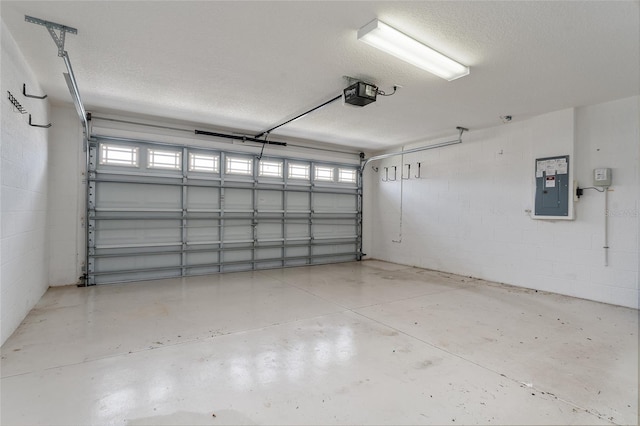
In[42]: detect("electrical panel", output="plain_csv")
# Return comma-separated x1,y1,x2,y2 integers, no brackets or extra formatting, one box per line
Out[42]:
593,168,612,187
534,155,570,218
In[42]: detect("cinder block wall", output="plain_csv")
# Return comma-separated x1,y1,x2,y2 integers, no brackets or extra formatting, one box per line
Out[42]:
364,97,639,308
1,20,50,345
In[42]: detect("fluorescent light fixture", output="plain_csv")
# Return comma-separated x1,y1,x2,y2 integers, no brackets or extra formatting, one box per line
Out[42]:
357,19,469,81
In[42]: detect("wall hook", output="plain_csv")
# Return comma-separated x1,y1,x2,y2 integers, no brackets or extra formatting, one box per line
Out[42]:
402,164,411,180
415,162,422,179
29,114,52,128
372,165,379,172
388,166,397,182
23,83,47,99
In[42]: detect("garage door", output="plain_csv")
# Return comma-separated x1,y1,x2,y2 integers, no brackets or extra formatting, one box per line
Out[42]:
87,137,362,284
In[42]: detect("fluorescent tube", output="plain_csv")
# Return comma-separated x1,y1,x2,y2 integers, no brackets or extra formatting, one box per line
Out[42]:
358,19,469,81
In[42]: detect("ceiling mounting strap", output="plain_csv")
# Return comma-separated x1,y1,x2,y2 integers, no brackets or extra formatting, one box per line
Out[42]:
26,15,88,131
25,15,78,57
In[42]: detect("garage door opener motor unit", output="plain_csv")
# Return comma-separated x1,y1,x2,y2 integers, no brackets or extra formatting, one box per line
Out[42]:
344,81,377,106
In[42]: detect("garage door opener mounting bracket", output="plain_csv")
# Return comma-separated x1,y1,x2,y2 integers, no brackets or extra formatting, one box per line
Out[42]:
25,15,88,131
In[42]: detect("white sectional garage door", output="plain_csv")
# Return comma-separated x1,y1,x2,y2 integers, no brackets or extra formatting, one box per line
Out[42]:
87,138,362,284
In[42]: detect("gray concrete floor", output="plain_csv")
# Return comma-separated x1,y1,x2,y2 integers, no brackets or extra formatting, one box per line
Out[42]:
1,260,638,425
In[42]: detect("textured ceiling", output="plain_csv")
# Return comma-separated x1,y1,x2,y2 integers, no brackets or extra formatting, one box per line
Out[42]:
2,1,639,151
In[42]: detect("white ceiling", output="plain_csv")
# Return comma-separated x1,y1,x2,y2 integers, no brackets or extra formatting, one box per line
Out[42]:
2,1,639,151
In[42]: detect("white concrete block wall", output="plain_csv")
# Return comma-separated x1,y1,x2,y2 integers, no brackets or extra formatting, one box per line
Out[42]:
574,97,639,307
47,104,83,285
364,97,639,309
1,21,50,345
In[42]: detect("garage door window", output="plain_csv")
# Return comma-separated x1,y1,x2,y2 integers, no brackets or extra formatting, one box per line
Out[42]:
148,149,182,170
259,160,283,178
314,166,334,182
226,156,252,175
189,152,219,173
338,168,356,183
100,143,139,167
288,163,310,180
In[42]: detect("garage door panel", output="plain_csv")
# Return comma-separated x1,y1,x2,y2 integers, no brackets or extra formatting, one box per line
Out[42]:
285,223,309,239
312,221,357,239
224,188,252,210
256,222,283,240
285,246,309,258
224,220,253,241
257,190,283,210
187,187,220,210
255,247,281,261
286,192,310,211
187,265,222,276
88,139,361,284
96,219,181,246
284,259,309,267
95,253,181,273
313,193,356,212
222,249,252,263
186,220,220,243
95,269,181,285
312,243,356,256
96,182,181,210
221,263,253,273
187,251,220,266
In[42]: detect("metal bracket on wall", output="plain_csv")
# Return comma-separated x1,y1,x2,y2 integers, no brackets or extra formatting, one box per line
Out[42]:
29,114,52,128
7,91,27,114
388,166,397,182
402,164,411,180
23,83,47,99
415,162,422,179
25,15,77,57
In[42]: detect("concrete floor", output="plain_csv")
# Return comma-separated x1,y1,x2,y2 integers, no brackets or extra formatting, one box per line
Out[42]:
1,260,637,425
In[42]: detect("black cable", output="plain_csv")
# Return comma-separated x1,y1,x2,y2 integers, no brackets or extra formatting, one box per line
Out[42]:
377,86,398,97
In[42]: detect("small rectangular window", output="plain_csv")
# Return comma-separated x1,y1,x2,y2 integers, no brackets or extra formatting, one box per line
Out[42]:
314,166,334,182
99,144,139,167
226,156,252,175
259,160,283,177
338,168,357,183
148,149,182,170
288,163,310,180
189,152,219,173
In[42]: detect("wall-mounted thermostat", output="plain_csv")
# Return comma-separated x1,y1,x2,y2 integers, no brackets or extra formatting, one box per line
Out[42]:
593,168,612,187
